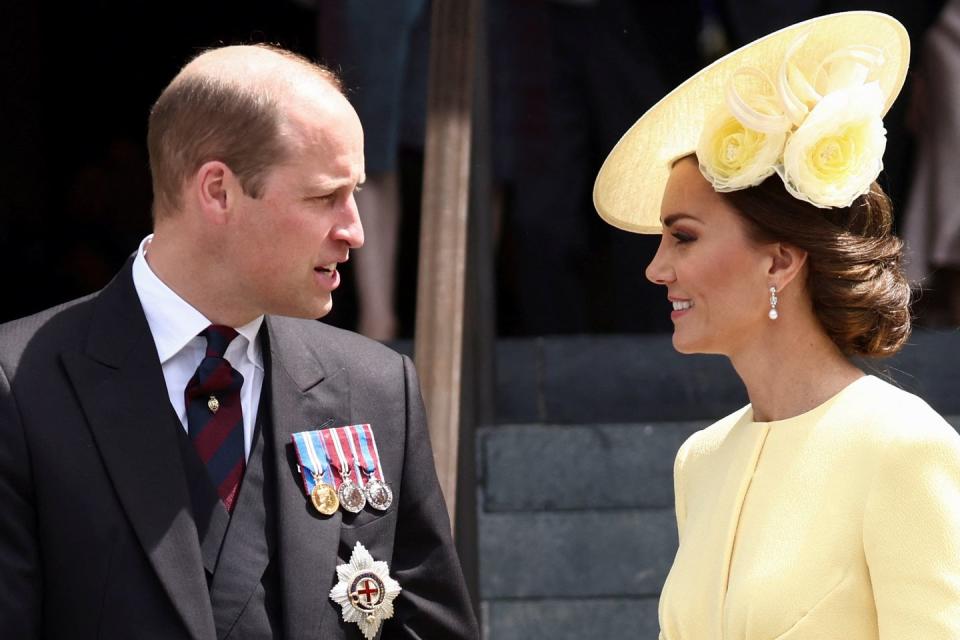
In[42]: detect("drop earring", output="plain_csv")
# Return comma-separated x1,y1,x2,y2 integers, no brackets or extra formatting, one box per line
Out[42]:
768,286,779,320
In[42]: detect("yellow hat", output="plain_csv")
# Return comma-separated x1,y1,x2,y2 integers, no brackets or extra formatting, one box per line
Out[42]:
593,11,910,234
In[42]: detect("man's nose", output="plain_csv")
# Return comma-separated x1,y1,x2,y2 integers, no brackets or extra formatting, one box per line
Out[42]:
336,195,364,249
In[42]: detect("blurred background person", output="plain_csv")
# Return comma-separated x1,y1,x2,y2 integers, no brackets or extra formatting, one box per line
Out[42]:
903,0,960,324
322,0,430,341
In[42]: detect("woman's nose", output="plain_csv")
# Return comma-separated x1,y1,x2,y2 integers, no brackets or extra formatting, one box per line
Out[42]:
645,240,674,285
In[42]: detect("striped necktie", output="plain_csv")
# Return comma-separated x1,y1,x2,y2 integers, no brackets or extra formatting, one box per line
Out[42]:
185,325,245,513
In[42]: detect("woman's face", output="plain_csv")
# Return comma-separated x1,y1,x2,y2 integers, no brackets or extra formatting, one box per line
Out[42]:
645,156,776,356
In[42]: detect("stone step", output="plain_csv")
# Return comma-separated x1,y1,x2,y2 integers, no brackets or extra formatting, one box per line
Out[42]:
479,509,677,601
482,598,659,640
480,422,705,512
480,417,960,514
394,330,960,423
493,330,960,423
495,336,744,424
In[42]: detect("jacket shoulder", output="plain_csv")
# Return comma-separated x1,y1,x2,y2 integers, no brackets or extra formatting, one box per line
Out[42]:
0,294,97,369
853,375,958,449
269,316,406,364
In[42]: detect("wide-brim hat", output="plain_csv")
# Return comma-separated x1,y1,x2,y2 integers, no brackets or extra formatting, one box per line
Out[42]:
593,11,910,234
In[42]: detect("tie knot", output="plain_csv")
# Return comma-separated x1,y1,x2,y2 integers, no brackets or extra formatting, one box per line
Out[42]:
202,325,239,358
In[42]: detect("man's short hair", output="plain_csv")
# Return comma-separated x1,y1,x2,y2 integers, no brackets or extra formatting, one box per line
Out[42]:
147,45,342,218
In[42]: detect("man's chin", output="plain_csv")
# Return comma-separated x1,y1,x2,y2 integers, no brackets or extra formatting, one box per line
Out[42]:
274,295,333,320
312,298,334,320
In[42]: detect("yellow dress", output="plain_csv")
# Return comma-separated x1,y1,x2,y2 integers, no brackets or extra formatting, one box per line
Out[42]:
658,375,960,639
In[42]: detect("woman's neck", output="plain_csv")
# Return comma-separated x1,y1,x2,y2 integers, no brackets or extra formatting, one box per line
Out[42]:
729,319,863,423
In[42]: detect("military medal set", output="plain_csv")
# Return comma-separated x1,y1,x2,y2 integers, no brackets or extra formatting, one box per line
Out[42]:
292,424,393,516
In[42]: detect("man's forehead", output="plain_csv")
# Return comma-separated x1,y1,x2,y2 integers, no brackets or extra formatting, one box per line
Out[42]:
179,46,338,99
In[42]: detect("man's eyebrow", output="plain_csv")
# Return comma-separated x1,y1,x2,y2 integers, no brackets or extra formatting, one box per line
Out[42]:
661,212,702,227
312,176,364,192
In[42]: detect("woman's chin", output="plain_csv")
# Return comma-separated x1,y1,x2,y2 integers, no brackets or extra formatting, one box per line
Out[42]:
672,336,695,354
671,331,709,355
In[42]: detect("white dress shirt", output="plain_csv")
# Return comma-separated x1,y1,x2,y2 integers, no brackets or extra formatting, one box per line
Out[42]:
131,235,264,460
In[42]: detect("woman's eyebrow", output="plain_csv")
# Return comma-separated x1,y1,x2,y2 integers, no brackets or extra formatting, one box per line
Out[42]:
661,212,702,227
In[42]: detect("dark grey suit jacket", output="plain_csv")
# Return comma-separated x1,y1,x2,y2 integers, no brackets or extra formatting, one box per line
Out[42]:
0,260,478,639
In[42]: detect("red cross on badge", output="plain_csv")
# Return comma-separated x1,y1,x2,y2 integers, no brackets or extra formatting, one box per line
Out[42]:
357,579,379,602
349,573,385,611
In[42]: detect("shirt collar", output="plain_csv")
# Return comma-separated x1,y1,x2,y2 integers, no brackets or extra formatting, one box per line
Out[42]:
131,235,264,368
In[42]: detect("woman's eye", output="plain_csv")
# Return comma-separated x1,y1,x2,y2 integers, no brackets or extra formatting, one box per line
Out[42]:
672,231,695,244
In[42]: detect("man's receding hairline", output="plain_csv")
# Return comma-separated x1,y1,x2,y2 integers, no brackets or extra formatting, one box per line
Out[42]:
174,44,341,100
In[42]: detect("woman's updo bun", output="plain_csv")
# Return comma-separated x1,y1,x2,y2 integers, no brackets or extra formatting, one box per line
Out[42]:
722,176,911,357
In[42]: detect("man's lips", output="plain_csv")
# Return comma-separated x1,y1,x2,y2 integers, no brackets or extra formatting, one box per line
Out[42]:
315,255,348,274
315,262,338,274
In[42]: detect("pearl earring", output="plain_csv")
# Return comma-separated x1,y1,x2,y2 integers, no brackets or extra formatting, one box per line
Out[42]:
768,286,779,320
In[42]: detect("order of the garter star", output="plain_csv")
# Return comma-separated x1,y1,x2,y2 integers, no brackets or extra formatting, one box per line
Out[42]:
330,541,401,640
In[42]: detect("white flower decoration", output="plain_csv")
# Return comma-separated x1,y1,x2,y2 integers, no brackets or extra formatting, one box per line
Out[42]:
697,107,787,192
694,33,888,209
778,82,886,208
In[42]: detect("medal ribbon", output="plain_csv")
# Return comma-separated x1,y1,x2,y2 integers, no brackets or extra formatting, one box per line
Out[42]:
291,431,331,494
339,426,368,488
324,427,353,485
308,431,336,486
331,427,364,488
351,424,383,482
363,424,386,482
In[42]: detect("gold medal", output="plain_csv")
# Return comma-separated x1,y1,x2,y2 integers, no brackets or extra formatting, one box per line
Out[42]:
311,482,340,516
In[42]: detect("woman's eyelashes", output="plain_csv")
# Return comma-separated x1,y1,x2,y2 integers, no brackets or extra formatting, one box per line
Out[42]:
672,230,696,244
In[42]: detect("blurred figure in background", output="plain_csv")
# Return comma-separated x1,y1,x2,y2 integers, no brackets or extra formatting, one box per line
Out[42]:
904,0,960,324
327,0,430,341
506,0,700,334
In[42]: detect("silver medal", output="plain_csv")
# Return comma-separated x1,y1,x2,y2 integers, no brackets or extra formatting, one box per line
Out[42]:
364,477,393,511
328,428,367,513
338,478,367,513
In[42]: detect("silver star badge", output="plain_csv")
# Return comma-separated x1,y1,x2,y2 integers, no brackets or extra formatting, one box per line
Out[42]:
330,541,401,640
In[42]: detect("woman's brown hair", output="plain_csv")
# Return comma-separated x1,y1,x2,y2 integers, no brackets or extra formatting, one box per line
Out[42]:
722,175,911,357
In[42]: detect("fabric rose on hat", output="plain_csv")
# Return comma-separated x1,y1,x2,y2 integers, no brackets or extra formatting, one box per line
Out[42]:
778,82,886,208
693,34,888,209
697,105,787,192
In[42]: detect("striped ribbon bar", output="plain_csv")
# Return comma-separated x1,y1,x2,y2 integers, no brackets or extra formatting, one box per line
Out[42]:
291,430,336,495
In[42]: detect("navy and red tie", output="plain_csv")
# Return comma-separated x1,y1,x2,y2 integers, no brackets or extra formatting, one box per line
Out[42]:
185,325,245,513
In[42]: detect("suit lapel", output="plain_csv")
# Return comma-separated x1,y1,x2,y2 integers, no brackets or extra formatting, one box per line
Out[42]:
61,262,217,640
265,317,352,640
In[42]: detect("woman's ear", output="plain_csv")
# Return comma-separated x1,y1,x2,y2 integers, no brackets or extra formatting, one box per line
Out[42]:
768,242,808,290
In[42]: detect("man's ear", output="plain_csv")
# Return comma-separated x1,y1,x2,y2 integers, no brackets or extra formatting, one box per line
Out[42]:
768,242,808,291
195,161,234,223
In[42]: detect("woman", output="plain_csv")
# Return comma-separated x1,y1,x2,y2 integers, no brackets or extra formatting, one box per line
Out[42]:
593,12,960,639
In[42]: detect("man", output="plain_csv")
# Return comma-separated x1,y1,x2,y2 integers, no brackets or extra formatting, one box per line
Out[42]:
0,45,478,639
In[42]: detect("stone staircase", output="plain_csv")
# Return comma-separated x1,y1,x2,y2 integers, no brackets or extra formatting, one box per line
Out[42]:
478,331,960,639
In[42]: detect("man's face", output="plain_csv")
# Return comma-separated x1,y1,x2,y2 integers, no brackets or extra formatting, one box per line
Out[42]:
227,93,365,320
